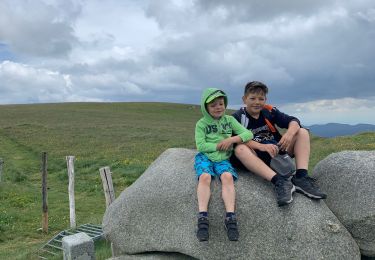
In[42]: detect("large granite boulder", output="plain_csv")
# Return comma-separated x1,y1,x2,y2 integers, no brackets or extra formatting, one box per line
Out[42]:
103,148,360,259
312,151,375,257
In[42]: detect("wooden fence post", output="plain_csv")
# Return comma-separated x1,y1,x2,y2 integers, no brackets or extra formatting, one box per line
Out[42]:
41,152,48,233
66,156,76,229
0,158,3,182
99,166,115,208
99,166,116,256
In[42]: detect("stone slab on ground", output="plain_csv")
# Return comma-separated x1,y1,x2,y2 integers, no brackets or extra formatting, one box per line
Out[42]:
62,232,95,260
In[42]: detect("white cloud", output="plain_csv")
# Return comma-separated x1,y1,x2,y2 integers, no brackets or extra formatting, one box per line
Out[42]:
0,0,79,57
0,0,375,124
71,0,160,64
280,97,375,125
0,61,73,103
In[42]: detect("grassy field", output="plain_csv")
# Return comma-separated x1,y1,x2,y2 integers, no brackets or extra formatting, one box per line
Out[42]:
0,102,374,259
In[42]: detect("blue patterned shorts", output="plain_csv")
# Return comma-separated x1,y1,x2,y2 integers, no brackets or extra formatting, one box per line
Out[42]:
194,152,238,181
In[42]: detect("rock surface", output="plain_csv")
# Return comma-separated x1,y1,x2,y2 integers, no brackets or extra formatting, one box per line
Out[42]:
103,148,360,259
313,150,375,257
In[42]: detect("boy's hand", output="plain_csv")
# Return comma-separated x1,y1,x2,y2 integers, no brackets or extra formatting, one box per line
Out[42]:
278,121,300,151
258,143,279,157
278,132,294,151
217,138,234,151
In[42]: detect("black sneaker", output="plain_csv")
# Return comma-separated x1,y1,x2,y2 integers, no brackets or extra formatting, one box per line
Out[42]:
274,176,296,206
292,176,327,199
197,217,209,241
224,216,239,241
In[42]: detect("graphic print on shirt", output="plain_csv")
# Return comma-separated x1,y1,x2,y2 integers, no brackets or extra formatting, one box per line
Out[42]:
205,122,233,135
205,124,218,134
251,124,276,143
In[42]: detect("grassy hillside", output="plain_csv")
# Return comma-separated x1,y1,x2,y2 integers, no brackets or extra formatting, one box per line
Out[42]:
0,102,374,259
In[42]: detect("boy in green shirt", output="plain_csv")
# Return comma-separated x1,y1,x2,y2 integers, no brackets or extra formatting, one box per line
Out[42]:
194,88,253,242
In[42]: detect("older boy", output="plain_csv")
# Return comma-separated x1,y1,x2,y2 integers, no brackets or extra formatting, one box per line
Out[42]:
231,81,326,206
195,88,253,241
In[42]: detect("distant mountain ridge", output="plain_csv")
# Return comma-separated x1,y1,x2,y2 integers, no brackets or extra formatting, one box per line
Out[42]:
307,123,375,138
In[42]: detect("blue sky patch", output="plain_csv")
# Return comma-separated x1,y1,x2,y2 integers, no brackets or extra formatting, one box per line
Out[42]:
0,43,16,61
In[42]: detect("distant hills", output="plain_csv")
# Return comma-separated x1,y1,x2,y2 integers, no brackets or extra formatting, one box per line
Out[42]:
307,123,375,138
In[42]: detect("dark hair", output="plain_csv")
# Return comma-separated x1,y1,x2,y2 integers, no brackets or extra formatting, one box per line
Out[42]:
244,81,268,96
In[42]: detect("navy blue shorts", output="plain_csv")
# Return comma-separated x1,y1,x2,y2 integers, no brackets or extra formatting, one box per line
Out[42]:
230,150,272,170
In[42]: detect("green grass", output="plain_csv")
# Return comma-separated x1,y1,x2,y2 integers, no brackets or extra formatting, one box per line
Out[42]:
0,102,201,259
0,102,374,259
310,132,375,167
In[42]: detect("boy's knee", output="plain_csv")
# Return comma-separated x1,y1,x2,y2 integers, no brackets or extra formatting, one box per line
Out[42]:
235,144,255,159
234,144,249,156
220,172,234,184
297,128,310,139
198,173,211,185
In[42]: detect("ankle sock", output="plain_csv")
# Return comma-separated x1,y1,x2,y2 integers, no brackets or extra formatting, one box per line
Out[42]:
198,211,208,218
226,212,236,219
296,169,308,178
271,174,281,184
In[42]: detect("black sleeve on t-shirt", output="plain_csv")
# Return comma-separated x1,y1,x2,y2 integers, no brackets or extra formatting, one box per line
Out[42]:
271,107,301,129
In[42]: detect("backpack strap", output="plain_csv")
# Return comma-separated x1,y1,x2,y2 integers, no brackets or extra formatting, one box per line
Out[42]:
240,105,278,134
262,105,277,133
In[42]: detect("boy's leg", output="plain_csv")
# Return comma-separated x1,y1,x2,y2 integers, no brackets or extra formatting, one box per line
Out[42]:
234,144,295,206
287,128,310,170
194,153,214,241
287,128,327,199
220,172,235,212
197,173,212,212
220,171,239,241
215,159,239,241
196,173,211,241
234,144,276,181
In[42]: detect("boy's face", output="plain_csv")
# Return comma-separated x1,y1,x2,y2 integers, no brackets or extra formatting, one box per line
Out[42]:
207,97,225,119
243,92,267,116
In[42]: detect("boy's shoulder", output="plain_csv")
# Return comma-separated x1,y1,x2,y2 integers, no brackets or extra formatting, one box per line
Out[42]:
231,107,245,117
223,114,235,119
263,104,274,112
196,116,207,125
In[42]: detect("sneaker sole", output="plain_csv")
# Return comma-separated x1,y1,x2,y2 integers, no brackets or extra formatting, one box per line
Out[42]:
278,185,296,206
295,186,326,199
197,233,209,242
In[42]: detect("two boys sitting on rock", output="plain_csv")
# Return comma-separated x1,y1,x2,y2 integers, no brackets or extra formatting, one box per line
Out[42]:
194,81,326,242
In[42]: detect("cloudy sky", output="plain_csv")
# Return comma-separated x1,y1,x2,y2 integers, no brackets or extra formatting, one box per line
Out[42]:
0,0,374,125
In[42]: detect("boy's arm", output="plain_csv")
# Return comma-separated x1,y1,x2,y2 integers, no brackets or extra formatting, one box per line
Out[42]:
246,140,263,150
278,120,300,151
271,107,302,151
195,122,217,153
272,107,301,129
217,135,243,151
245,140,279,158
230,116,253,142
217,117,253,151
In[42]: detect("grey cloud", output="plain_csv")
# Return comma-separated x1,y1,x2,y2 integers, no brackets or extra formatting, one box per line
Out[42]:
1,0,375,110
145,0,197,29
145,0,333,29
0,61,72,103
267,8,375,104
0,0,80,57
143,0,375,106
